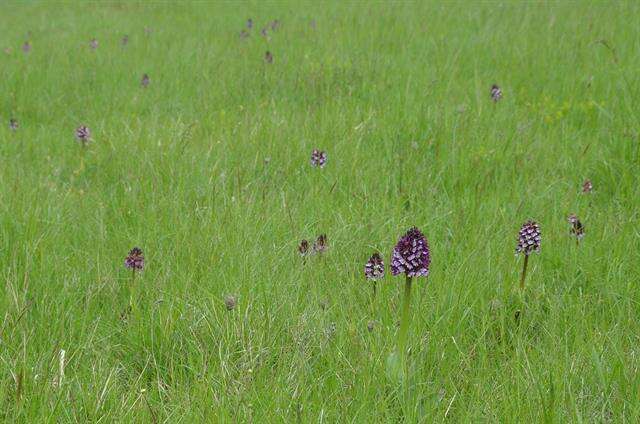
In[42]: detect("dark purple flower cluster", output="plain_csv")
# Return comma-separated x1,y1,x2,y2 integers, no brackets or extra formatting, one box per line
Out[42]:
75,125,91,145
490,84,502,102
568,214,585,240
90,39,99,50
364,253,385,280
298,239,310,256
9,118,18,131
22,41,31,53
265,51,273,64
515,221,541,255
310,149,327,168
391,227,431,277
125,247,145,271
141,73,150,87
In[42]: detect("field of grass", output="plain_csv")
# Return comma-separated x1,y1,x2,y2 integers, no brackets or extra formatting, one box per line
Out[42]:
1,1,639,422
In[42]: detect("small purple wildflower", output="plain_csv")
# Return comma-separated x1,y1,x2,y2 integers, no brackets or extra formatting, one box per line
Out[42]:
22,41,31,53
75,125,91,145
90,38,98,49
364,253,385,280
298,239,310,256
141,73,150,87
582,179,593,194
515,221,541,255
260,27,268,38
246,18,253,29
568,214,585,240
310,149,327,168
122,35,129,46
124,247,144,271
270,19,281,31
265,51,273,64
490,84,503,102
313,234,328,254
9,118,18,131
391,227,431,277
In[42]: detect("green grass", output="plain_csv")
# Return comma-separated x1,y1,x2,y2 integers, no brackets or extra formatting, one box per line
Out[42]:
1,1,639,422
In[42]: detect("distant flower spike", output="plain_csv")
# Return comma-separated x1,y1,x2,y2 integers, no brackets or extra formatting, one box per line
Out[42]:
141,73,150,87
568,214,585,241
122,35,129,46
90,38,98,49
246,18,253,29
224,294,237,311
391,227,431,277
582,179,593,194
313,234,328,254
310,149,327,168
9,118,18,131
490,84,503,102
264,51,273,63
75,125,91,145
22,41,31,53
124,247,145,271
298,239,310,257
364,253,385,280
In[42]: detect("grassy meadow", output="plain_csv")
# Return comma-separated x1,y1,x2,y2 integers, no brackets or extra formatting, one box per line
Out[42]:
1,1,639,422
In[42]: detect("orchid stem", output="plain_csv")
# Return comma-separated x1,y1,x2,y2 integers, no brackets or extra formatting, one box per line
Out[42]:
397,276,413,370
520,255,529,290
